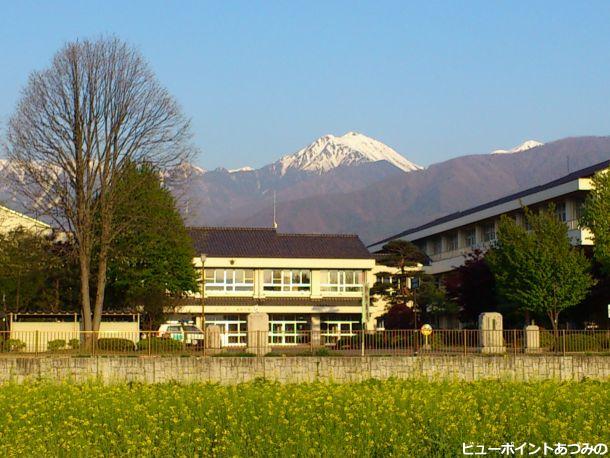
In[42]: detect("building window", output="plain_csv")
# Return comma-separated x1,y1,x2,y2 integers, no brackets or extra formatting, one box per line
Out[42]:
320,270,363,293
574,198,586,221
205,314,247,346
204,269,254,292
268,314,310,345
321,314,362,345
431,238,442,255
446,233,458,251
375,273,393,285
482,222,496,242
263,270,311,292
555,202,567,222
464,228,476,247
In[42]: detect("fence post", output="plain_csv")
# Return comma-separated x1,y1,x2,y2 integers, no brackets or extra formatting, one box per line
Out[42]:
562,330,566,356
463,329,467,356
35,330,39,356
148,332,152,356
361,330,365,357
513,329,517,356
310,330,314,356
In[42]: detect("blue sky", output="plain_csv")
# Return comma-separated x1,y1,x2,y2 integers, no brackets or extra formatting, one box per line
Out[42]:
1,1,610,169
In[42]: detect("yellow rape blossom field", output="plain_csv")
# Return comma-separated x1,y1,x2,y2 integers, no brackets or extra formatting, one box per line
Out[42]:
0,379,608,457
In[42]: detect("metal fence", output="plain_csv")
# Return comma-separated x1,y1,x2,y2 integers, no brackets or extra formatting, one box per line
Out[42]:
0,329,609,356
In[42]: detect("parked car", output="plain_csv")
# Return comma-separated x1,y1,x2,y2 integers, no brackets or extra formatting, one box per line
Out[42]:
158,321,205,346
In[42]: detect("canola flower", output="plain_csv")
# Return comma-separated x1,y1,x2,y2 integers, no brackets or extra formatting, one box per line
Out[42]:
0,379,608,457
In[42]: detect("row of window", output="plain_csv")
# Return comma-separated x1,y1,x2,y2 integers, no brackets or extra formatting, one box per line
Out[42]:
202,269,364,293
204,314,362,345
424,200,583,256
427,222,498,255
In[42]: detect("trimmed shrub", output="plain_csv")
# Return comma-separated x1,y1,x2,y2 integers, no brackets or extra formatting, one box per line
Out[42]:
138,337,184,353
539,332,609,352
564,334,609,352
68,339,81,350
47,339,67,351
212,352,256,357
96,338,135,352
334,331,442,351
0,339,26,352
314,348,333,357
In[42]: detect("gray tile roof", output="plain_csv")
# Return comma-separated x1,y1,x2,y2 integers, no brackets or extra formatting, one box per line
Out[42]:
188,227,373,259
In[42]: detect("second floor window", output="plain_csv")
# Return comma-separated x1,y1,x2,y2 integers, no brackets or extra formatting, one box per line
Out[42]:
431,238,442,255
263,270,311,292
464,228,476,247
204,269,254,292
321,270,363,293
446,233,458,251
482,222,496,242
555,202,567,222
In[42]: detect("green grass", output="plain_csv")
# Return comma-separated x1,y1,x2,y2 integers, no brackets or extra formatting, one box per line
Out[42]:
0,379,608,457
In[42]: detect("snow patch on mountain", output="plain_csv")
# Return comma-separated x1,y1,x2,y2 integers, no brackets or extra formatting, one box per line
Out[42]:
229,166,254,173
274,132,422,175
491,140,544,155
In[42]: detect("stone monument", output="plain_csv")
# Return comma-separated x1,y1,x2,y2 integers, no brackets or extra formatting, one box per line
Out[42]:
247,312,270,356
478,312,506,354
524,323,540,353
205,324,221,352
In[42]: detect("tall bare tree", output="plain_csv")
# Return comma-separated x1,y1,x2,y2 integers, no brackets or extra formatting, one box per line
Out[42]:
6,37,192,334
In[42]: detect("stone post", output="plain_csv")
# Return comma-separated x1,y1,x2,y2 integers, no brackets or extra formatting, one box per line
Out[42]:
478,312,506,354
247,312,269,356
524,324,540,353
310,314,321,347
205,325,221,352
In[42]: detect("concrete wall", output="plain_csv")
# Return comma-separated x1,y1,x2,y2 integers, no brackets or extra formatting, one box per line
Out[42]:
0,355,608,384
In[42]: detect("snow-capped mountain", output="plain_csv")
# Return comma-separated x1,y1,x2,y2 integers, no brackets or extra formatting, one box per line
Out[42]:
229,166,254,173
5,134,610,243
272,131,422,175
491,140,544,155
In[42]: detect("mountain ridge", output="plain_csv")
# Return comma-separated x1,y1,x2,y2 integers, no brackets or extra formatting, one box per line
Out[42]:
2,134,610,244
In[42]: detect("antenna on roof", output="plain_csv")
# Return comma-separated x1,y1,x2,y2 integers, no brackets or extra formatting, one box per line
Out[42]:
273,190,278,229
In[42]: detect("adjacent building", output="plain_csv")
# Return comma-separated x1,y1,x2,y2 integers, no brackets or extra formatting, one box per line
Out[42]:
0,204,51,235
368,160,609,276
170,227,396,346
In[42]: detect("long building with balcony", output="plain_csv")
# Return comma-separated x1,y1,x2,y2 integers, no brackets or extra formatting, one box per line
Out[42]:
368,160,609,275
172,227,390,346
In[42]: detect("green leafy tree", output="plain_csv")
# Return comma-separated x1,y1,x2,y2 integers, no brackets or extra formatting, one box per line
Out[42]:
104,162,198,327
372,240,425,329
0,229,77,317
580,170,610,275
487,207,594,332
417,278,459,325
376,240,426,274
444,249,497,326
